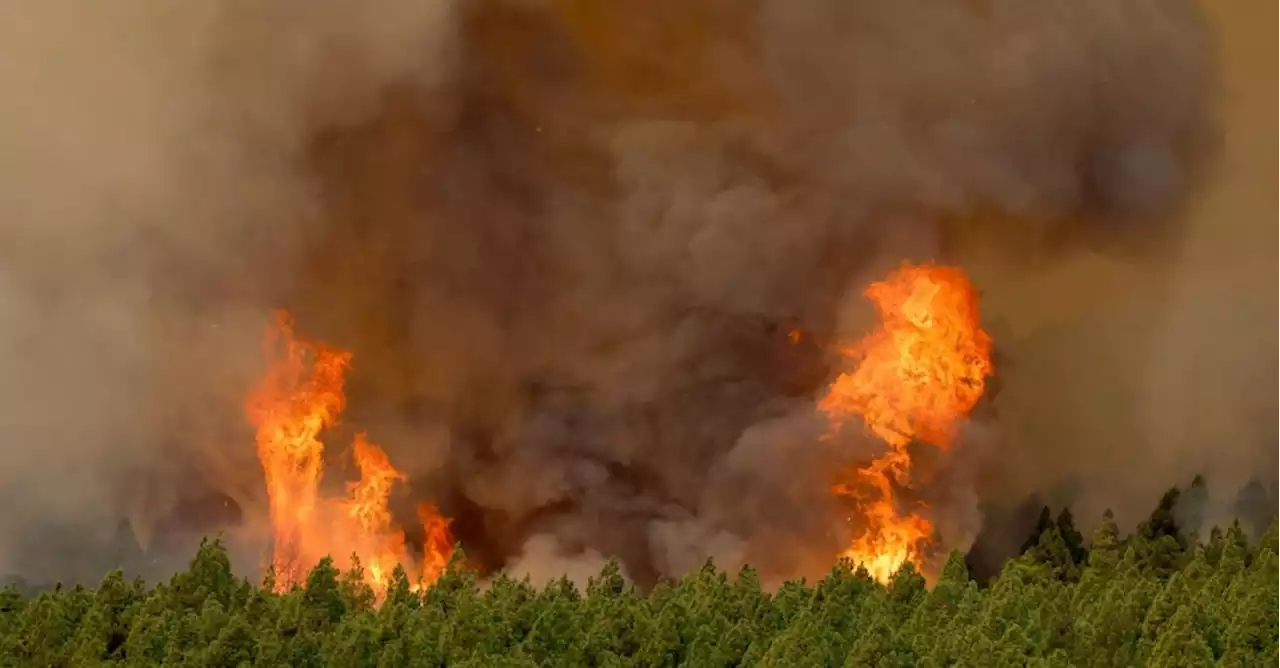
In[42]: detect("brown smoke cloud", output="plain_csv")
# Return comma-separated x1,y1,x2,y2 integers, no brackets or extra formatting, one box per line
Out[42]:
963,1,1277,534
0,0,1263,588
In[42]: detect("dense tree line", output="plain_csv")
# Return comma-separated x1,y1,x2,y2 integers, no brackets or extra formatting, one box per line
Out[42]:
1,489,1275,667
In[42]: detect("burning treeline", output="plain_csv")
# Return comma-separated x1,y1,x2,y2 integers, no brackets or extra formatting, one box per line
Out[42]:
270,0,1207,590
244,262,991,591
0,0,1219,587
246,312,453,595
172,0,1205,591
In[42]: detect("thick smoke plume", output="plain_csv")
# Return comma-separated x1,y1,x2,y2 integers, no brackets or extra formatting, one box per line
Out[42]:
1,0,1263,588
957,1,1277,563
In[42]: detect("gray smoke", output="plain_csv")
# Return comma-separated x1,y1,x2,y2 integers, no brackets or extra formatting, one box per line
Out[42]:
0,0,459,582
0,0,1239,587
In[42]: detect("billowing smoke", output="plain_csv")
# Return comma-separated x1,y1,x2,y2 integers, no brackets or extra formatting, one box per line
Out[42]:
947,3,1276,558
1,0,1264,589
0,0,460,582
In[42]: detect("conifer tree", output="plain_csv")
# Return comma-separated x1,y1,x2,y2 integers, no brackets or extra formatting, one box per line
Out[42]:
1054,508,1087,566
1141,486,1186,546
1146,605,1216,668
1256,520,1278,561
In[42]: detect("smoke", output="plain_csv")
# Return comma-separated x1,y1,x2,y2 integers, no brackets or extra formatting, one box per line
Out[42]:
503,534,620,591
962,1,1277,538
0,0,1254,588
0,0,459,582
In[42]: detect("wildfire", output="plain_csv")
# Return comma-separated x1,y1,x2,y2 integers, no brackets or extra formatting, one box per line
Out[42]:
820,263,993,582
245,310,453,596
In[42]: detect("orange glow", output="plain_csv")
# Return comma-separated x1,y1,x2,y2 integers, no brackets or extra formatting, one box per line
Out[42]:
820,263,992,582
246,311,453,597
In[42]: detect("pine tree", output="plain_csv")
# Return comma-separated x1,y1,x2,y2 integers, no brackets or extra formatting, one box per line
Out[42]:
1256,520,1278,561
1220,588,1277,666
1141,486,1186,546
322,610,383,668
1146,605,1216,667
1054,508,1087,566
169,538,239,613
337,555,377,615
196,608,257,667
807,560,878,661
1175,475,1210,539
1069,569,1153,666
1206,525,1228,565
885,561,926,620
842,595,917,668
755,612,828,668
299,556,346,632
580,559,641,662
1142,572,1189,643
1087,509,1122,574
519,577,585,665
1222,521,1253,572
1025,527,1081,582
906,551,973,658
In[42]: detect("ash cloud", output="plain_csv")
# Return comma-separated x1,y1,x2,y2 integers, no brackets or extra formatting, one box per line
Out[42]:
0,0,1256,588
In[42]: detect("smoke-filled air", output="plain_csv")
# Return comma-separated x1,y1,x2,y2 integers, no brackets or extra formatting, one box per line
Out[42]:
0,0,1273,594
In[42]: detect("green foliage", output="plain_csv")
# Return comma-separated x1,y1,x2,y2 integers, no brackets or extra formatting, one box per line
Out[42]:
0,495,1274,667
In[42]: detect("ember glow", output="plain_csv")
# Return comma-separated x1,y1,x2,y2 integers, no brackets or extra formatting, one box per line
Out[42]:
820,263,993,582
245,311,453,595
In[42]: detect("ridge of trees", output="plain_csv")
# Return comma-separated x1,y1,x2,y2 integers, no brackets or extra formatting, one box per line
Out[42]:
1,484,1276,667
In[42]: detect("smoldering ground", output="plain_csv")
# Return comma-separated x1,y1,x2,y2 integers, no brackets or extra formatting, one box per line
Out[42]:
0,0,1268,588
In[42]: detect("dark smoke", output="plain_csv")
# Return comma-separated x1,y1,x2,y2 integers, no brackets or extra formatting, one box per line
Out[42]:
1,0,1261,589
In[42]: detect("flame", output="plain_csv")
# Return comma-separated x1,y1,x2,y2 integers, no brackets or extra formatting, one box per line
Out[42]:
820,263,993,582
417,503,454,586
246,310,454,596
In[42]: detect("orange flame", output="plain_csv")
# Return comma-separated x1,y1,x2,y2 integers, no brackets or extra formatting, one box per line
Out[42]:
820,263,992,582
246,311,454,596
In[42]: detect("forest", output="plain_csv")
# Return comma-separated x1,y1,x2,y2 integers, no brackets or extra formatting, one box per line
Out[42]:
1,483,1275,668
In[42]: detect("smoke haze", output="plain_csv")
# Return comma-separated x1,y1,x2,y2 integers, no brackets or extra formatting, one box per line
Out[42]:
0,0,1268,587
0,0,460,581
964,1,1277,534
